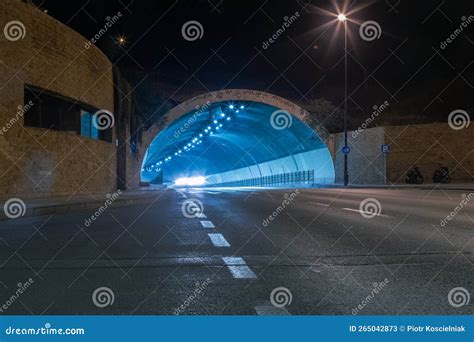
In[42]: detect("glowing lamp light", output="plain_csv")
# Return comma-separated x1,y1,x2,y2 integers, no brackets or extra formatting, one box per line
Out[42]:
240,105,244,109
221,113,225,117
213,120,218,124
337,13,347,21
174,176,206,187
227,117,231,121
229,105,234,109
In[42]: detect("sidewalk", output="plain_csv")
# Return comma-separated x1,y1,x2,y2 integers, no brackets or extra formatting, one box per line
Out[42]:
0,188,166,221
328,183,474,191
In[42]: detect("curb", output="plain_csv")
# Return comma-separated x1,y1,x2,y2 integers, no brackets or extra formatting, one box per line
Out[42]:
0,194,160,221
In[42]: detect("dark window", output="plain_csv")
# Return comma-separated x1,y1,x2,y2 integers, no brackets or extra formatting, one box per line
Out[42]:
24,85,112,143
80,110,99,139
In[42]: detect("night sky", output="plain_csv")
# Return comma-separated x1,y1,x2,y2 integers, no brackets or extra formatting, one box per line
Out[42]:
36,0,473,131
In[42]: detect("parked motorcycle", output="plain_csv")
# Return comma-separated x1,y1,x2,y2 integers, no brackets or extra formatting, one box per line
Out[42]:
405,166,424,184
433,166,451,184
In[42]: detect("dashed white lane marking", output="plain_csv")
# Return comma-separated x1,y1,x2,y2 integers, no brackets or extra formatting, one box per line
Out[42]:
175,189,187,198
342,208,391,218
208,233,230,247
222,257,257,279
255,304,291,316
308,202,330,207
200,220,215,228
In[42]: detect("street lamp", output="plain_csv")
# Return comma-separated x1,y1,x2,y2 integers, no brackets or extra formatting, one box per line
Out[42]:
338,12,349,186
337,13,347,22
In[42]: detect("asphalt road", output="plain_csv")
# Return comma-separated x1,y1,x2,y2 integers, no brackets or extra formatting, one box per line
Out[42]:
0,187,472,315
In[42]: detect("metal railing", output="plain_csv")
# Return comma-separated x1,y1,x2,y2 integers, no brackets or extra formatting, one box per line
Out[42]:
207,170,314,187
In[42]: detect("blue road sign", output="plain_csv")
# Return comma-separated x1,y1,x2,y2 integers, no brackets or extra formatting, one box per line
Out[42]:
381,144,390,154
342,145,351,154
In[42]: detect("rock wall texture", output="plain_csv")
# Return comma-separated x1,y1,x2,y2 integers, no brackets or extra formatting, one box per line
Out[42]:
384,123,474,183
0,0,116,198
333,123,473,184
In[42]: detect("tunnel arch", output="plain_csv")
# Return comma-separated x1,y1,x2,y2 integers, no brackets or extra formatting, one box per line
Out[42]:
140,89,334,186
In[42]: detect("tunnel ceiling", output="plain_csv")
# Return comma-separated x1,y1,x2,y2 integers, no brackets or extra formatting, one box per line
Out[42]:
141,100,328,183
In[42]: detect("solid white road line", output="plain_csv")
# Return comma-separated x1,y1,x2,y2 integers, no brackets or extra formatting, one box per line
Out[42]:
200,220,215,228
308,202,330,207
222,257,257,279
208,233,230,247
341,208,391,218
254,305,291,316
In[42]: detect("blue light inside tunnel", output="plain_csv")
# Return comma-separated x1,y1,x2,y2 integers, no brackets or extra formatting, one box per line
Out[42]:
141,100,335,187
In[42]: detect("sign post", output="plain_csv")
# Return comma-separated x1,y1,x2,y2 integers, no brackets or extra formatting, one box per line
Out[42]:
381,144,390,184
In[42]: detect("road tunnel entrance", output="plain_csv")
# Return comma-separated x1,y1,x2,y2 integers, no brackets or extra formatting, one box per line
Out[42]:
140,90,334,188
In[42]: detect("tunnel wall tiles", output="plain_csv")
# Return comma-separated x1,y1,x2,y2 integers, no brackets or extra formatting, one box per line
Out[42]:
0,0,116,198
205,149,335,185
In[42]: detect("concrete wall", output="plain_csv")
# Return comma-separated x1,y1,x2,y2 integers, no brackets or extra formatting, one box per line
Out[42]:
114,68,142,191
334,127,385,184
333,123,474,184
0,0,116,198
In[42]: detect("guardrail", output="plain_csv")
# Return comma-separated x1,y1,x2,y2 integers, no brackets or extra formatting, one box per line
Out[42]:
207,170,314,187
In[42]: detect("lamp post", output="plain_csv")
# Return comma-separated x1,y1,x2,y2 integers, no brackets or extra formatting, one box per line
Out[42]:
337,13,349,186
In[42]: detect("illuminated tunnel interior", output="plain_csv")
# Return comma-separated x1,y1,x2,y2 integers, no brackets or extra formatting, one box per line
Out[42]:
141,101,335,187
